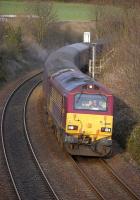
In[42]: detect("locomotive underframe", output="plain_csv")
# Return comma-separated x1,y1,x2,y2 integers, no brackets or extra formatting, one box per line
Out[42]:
50,121,112,157
63,133,112,157
64,142,112,157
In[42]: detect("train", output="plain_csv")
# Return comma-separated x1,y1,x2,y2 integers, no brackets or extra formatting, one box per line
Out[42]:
43,43,113,157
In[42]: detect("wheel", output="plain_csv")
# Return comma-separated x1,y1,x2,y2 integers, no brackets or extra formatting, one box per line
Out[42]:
96,143,112,158
104,147,112,158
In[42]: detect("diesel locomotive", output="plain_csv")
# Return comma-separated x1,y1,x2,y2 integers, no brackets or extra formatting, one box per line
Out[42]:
43,43,113,157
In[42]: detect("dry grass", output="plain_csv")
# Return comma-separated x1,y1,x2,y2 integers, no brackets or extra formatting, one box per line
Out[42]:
127,126,140,164
95,5,140,162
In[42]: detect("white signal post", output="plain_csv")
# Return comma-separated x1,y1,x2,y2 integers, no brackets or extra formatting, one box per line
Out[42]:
91,43,96,79
83,32,91,43
83,32,96,79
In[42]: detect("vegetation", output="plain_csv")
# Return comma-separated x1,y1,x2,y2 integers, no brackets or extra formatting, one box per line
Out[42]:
24,1,56,44
0,22,23,84
0,23,6,83
0,0,140,164
0,1,56,85
0,1,93,21
0,0,96,85
127,126,140,165
54,2,93,21
94,2,140,163
0,58,6,83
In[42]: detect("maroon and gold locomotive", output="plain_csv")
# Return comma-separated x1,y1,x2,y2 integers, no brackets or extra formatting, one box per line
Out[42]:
43,43,113,156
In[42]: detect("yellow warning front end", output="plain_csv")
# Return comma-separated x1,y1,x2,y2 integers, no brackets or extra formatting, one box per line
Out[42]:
64,113,113,156
66,113,113,141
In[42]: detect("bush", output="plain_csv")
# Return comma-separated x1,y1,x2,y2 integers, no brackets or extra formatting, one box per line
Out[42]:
127,126,140,164
0,1,56,84
0,50,7,83
0,66,6,83
0,21,23,85
4,24,23,59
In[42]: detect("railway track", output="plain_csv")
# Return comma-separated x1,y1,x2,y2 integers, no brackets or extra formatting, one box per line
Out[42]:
100,159,140,200
72,156,140,200
67,155,105,200
1,72,60,200
26,85,106,200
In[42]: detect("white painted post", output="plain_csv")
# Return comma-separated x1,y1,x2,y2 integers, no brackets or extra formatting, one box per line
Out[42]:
83,32,96,78
83,32,90,43
91,43,96,79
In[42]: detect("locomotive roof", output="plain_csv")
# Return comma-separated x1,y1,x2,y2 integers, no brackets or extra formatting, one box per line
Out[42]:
44,42,112,95
45,43,89,77
51,69,111,94
53,70,90,91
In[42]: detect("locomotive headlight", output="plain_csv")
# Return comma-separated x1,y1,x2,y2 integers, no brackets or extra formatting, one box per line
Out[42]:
89,85,93,89
68,125,78,130
101,127,111,132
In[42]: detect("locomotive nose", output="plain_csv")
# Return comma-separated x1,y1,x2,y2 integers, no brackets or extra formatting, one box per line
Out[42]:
66,113,113,142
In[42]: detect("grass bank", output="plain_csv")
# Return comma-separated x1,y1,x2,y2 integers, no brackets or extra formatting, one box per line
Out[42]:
0,1,94,20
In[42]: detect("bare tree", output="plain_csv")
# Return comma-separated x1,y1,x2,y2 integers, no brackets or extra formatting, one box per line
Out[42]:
25,0,57,44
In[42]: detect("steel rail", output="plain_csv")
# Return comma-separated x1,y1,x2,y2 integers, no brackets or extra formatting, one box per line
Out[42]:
0,71,59,200
23,81,60,200
70,156,106,200
72,156,140,200
1,71,42,200
100,159,140,200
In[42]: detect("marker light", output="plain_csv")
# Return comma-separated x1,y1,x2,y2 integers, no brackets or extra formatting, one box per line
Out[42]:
101,127,111,132
82,84,99,90
68,125,78,130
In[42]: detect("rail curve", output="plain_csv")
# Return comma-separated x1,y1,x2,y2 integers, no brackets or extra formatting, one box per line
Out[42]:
1,72,60,200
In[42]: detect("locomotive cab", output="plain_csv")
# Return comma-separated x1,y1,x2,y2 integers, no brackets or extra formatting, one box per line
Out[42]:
64,83,113,156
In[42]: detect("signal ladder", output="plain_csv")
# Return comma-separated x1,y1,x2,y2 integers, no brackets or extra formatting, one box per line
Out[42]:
89,48,115,79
